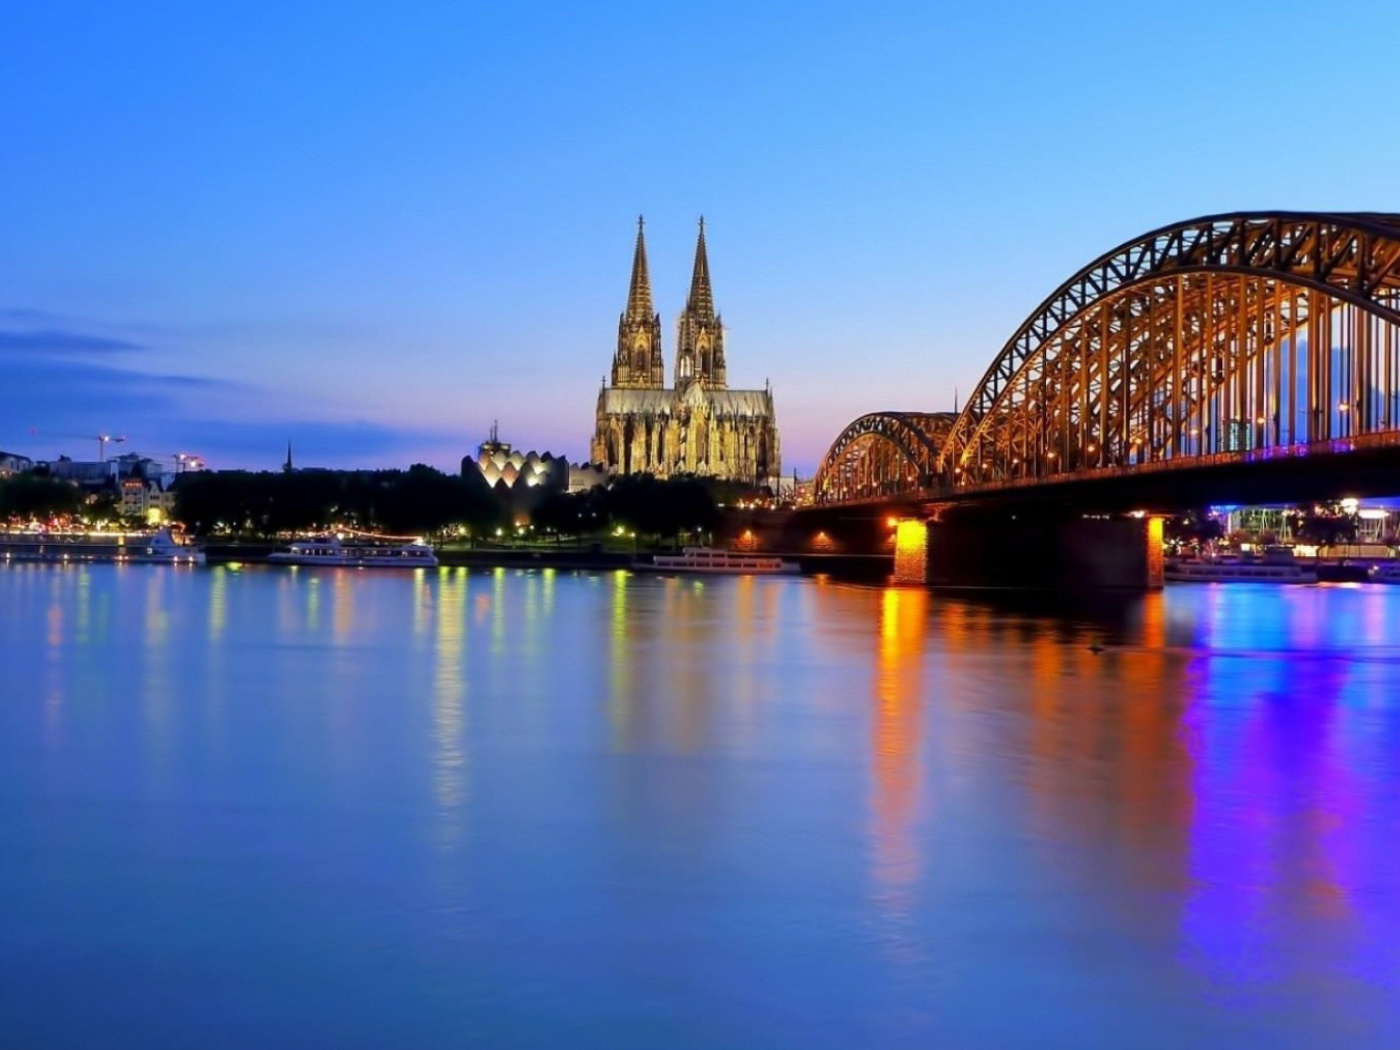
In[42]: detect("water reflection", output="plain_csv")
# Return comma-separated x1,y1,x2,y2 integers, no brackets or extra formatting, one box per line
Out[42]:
4,568,1400,1045
141,569,173,776
412,569,428,647
490,567,506,655
332,570,353,643
208,566,228,640
607,569,635,749
432,569,468,850
869,587,926,934
1174,588,1400,1008
43,569,68,745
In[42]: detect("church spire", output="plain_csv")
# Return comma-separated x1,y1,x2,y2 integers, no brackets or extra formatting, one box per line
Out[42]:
612,216,665,389
626,215,654,322
675,216,725,392
686,216,715,319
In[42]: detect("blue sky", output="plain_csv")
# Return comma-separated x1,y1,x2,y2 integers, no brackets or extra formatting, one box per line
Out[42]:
3,1,1398,474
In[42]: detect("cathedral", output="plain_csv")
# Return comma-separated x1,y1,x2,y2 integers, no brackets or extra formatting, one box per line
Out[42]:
591,219,781,489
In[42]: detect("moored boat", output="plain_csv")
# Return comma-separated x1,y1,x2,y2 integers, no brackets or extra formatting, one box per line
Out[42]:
1368,561,1400,584
1165,552,1316,583
0,528,205,565
646,547,800,575
268,536,438,568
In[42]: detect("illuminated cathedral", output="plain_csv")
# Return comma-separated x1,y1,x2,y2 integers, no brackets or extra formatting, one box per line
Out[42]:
590,219,781,489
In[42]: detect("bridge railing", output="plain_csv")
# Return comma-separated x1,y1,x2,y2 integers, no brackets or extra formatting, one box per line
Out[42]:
943,428,1400,497
816,428,1400,506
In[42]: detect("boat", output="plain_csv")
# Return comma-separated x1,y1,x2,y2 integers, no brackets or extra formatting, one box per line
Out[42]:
268,535,438,568
646,547,800,575
0,527,205,565
1368,561,1400,584
1165,550,1316,583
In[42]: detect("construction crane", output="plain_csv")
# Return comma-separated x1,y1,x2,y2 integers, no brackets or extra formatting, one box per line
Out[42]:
95,434,126,461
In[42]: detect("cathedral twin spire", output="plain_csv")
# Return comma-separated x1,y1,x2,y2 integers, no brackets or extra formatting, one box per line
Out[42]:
610,217,725,392
676,216,724,391
686,217,714,319
625,215,654,322
612,217,665,389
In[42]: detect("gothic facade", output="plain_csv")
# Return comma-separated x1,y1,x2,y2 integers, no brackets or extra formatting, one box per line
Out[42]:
591,219,781,488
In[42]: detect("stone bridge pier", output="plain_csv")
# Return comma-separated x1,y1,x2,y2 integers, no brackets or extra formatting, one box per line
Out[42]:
892,513,1164,591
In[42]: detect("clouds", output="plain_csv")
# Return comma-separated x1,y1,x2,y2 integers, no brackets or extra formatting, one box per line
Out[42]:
159,418,459,467
0,310,464,469
0,328,147,354
0,309,148,355
0,353,229,429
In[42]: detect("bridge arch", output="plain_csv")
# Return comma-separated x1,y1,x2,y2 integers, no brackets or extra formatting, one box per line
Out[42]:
935,212,1400,490
814,411,956,502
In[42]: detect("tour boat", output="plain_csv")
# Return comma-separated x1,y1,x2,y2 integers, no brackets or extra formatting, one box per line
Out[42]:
1165,553,1316,584
647,547,800,575
0,528,205,566
268,536,438,568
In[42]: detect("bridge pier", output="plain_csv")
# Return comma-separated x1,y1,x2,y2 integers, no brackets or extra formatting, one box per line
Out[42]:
891,519,929,584
895,514,1164,591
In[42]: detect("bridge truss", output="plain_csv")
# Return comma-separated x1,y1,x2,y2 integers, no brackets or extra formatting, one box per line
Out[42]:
814,412,956,502
816,212,1400,503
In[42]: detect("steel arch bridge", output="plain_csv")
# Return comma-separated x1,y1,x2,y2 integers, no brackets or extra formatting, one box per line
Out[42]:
814,411,956,502
815,211,1400,504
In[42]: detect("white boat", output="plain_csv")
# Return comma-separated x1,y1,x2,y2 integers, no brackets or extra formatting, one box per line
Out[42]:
268,536,438,568
647,547,800,575
0,527,205,566
1165,555,1316,583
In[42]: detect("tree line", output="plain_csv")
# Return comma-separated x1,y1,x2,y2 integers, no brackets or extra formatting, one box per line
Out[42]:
0,475,89,522
5,466,736,545
172,466,503,537
175,468,728,543
530,474,722,541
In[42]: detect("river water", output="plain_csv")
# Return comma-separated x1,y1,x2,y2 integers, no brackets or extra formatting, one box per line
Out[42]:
2,564,1398,1048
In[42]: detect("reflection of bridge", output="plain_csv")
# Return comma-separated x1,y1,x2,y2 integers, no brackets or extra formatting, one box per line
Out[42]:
810,213,1400,587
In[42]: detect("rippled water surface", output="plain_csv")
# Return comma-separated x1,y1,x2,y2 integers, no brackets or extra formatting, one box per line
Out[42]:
3,564,1400,1048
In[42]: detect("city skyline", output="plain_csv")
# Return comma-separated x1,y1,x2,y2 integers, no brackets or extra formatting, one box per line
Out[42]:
4,1,1399,472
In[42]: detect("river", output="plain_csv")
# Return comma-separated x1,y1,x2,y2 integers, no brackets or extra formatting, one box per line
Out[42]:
2,564,1398,1047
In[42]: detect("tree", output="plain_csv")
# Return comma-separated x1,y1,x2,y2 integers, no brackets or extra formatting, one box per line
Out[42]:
0,475,84,523
87,490,123,525
529,475,720,543
532,488,598,538
1295,503,1358,546
173,466,503,538
1163,510,1224,549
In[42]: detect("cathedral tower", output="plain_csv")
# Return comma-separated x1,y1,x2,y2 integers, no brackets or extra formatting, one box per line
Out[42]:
675,218,726,392
610,217,665,389
593,217,779,488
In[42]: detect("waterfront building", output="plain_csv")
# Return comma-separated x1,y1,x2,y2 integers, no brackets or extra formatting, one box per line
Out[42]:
1222,500,1398,545
29,451,183,522
461,425,570,525
43,456,115,486
0,451,34,476
590,219,781,489
119,477,177,524
43,452,167,489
